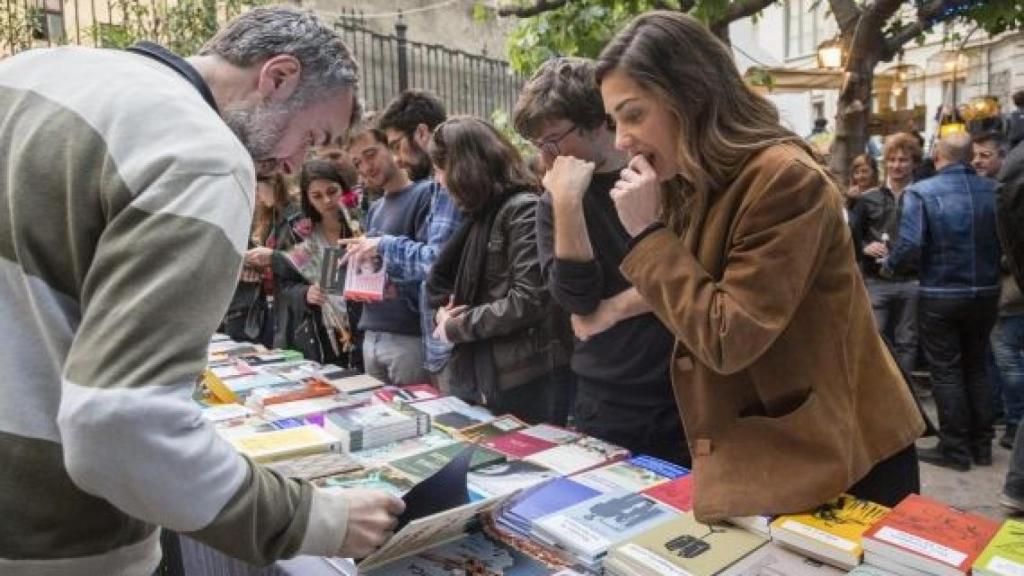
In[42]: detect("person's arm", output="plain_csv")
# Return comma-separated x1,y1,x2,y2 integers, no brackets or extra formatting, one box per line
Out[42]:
58,169,399,565
619,159,836,375
444,198,547,342
377,183,462,283
570,287,652,341
885,188,924,275
535,192,605,315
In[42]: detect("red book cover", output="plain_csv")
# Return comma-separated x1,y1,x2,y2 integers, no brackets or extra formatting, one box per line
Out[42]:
862,494,1000,573
642,474,694,512
482,430,558,459
372,384,441,404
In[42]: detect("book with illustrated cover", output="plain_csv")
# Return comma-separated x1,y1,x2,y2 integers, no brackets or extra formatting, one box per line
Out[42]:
605,510,767,576
572,457,684,494
208,361,256,380
246,377,338,408
457,415,529,444
407,397,494,433
532,491,678,566
203,370,292,404
372,383,442,404
362,530,551,576
261,394,364,421
389,442,505,482
315,465,417,497
525,436,630,476
265,451,362,480
771,494,890,570
318,371,385,395
718,541,845,575
861,493,1000,575
974,518,1024,576
341,250,386,301
468,460,561,499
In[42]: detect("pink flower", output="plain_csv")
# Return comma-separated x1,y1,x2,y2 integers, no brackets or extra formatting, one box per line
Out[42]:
293,218,313,238
340,189,359,209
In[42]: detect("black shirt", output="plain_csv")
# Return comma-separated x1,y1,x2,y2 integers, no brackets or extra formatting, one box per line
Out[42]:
535,171,676,399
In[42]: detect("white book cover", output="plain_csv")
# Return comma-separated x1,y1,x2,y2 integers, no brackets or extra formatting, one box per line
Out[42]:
201,403,255,423
262,395,363,420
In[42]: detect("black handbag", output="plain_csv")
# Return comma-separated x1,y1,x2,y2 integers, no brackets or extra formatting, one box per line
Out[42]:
243,287,266,341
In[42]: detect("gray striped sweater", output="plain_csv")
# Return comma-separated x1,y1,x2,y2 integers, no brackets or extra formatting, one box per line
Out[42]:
0,46,349,575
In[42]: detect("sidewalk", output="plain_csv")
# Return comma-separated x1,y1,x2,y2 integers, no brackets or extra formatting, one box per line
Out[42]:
917,396,1013,521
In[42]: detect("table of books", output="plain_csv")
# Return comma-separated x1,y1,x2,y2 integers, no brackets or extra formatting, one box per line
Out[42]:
187,336,1024,576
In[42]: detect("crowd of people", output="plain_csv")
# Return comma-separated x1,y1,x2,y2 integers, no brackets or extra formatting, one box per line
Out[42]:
4,4,1024,575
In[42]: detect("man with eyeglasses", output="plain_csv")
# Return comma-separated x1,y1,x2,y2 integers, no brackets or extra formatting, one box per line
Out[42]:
513,57,690,466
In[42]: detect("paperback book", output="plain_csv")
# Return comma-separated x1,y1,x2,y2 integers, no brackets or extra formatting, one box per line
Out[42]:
770,494,890,570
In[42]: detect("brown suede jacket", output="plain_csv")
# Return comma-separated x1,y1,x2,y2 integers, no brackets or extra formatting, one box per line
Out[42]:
621,143,925,522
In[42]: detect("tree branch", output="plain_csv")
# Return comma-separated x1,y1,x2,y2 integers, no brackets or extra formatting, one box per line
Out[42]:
712,0,779,30
827,0,860,35
882,0,972,58
497,0,570,17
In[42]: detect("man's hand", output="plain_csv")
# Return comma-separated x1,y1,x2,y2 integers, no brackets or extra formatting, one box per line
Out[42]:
337,488,406,558
432,298,468,343
863,241,889,259
239,265,261,283
342,237,381,268
543,156,594,207
306,283,326,306
571,288,650,341
245,246,273,268
610,154,661,237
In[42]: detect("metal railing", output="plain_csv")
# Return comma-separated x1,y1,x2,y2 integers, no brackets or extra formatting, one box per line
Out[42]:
335,8,525,119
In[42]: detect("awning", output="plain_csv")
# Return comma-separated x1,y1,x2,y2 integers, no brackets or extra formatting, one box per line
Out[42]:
744,67,897,94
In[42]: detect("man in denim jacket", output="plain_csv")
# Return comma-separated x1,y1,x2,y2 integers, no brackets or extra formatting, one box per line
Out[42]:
887,132,1002,471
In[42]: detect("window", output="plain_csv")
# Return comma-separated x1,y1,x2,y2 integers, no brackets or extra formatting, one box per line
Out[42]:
785,0,837,59
812,102,824,120
32,0,64,43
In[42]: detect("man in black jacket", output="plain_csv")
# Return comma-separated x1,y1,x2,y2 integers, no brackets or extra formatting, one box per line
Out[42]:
512,57,689,466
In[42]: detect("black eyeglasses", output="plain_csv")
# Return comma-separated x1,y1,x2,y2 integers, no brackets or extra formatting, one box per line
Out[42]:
531,124,578,157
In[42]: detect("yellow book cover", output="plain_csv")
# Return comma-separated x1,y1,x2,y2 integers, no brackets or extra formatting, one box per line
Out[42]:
609,511,767,576
770,494,889,565
203,369,239,404
227,425,341,462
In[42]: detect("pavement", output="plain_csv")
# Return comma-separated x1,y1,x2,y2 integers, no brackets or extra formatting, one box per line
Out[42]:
916,394,1017,521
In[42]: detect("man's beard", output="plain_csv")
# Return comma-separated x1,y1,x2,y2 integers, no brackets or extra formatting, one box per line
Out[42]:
222,100,294,166
404,137,433,182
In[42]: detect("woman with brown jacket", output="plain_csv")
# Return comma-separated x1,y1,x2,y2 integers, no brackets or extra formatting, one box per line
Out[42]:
594,11,925,522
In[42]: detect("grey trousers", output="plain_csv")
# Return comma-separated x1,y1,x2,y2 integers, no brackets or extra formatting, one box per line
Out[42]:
362,331,429,386
866,276,919,376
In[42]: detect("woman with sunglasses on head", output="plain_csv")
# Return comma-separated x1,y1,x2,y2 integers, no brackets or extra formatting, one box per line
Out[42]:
597,12,925,521
425,116,571,424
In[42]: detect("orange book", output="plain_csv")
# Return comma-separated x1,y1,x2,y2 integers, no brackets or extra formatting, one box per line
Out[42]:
862,494,1000,575
250,378,337,407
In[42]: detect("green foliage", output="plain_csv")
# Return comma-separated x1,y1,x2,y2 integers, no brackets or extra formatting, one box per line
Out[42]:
0,3,43,53
472,1,495,24
505,0,679,75
490,107,534,156
90,0,262,54
963,0,1024,37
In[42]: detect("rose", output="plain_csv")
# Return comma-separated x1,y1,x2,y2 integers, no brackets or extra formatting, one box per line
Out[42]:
341,190,359,209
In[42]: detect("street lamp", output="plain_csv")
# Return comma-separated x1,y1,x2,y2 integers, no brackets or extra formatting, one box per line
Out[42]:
817,37,845,71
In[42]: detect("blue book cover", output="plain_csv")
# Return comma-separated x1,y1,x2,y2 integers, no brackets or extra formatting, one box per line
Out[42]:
506,478,601,526
628,455,690,480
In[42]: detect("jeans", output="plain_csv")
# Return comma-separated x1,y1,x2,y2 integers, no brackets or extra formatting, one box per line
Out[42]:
866,277,919,376
362,331,429,386
919,296,999,464
1005,422,1024,498
991,314,1024,428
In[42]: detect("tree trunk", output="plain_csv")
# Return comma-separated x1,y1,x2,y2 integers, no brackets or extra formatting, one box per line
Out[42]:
830,38,881,188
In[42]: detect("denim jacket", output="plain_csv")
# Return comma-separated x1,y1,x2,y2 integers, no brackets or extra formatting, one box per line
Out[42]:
887,163,1001,298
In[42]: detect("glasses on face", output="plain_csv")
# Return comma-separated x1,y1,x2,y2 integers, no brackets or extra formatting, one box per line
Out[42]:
531,124,578,158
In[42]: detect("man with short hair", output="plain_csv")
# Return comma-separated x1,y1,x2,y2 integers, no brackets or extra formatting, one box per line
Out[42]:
346,126,433,385
346,90,463,385
852,132,922,379
887,133,1002,472
513,57,689,465
973,132,1008,179
0,7,403,575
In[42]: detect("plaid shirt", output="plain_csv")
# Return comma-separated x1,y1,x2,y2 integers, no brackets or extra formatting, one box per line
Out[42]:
377,179,463,372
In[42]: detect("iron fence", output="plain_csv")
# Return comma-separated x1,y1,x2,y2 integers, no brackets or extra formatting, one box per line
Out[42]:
335,8,525,120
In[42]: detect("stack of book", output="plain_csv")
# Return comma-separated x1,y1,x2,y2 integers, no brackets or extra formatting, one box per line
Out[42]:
769,494,890,570
323,404,431,452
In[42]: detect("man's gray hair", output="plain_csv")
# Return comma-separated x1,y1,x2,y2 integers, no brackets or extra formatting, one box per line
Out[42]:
200,5,360,117
935,132,974,165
